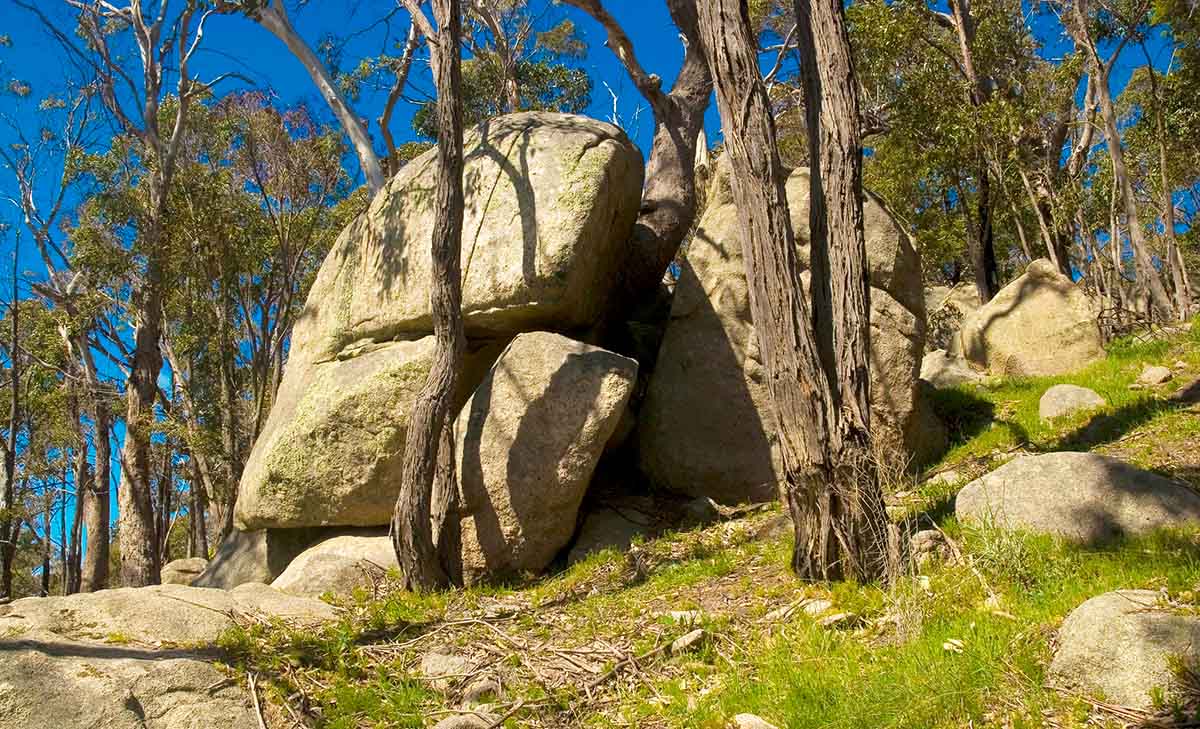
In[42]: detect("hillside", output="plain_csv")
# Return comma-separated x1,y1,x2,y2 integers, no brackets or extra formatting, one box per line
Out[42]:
212,324,1200,729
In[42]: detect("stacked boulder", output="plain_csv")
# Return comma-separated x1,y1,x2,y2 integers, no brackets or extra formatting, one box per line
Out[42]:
637,164,942,504
198,112,643,590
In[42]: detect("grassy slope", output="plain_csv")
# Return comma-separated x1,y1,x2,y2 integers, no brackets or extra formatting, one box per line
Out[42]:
222,322,1200,729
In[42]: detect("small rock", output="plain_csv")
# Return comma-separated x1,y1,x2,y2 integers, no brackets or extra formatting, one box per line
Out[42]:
802,598,833,616
752,514,791,542
1038,384,1106,420
1138,365,1174,385
460,675,501,707
818,612,856,628
920,349,984,389
421,648,473,691
924,470,962,489
1128,382,1145,391
670,628,706,654
1174,360,1187,369
679,496,722,528
732,714,781,729
432,715,498,729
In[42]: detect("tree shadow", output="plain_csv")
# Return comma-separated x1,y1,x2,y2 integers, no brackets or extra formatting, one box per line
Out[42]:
927,387,1000,445
1054,396,1187,453
453,339,625,583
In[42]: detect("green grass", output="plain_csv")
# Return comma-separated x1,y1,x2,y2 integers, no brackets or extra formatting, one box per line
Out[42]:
220,327,1200,728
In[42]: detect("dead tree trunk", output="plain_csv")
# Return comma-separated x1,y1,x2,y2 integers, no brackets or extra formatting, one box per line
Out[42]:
391,0,466,592
697,0,888,582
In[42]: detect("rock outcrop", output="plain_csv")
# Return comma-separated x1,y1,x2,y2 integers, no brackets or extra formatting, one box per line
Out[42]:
455,332,637,584
0,583,336,645
955,452,1200,543
235,112,643,531
1038,384,1106,420
272,530,398,598
1049,590,1200,709
958,259,1103,376
638,166,934,504
0,631,255,728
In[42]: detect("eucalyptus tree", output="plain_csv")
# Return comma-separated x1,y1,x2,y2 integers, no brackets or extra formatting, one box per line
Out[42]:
20,0,234,586
696,0,890,581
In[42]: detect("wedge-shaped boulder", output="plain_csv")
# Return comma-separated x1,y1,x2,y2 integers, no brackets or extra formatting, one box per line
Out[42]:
290,111,643,366
955,452,1200,543
454,332,637,584
0,630,254,729
160,557,207,585
272,530,398,598
1049,590,1200,709
638,167,933,504
236,337,501,529
193,526,326,589
1039,383,1106,420
0,583,336,646
958,259,1103,376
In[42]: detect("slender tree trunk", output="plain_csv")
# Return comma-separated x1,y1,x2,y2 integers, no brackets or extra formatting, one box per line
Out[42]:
253,1,386,195
697,0,887,583
81,402,111,592
66,443,87,594
190,457,209,559
1144,55,1192,318
41,499,52,596
118,258,164,587
391,0,466,592
0,246,20,600
1067,2,1170,315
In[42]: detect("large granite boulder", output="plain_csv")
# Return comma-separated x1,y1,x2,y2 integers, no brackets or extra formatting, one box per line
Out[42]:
1049,590,1200,709
0,583,336,645
454,332,637,584
236,112,642,531
955,452,1200,544
272,530,398,598
958,259,1103,376
291,111,642,366
638,167,932,504
236,336,503,530
193,527,325,589
0,630,254,728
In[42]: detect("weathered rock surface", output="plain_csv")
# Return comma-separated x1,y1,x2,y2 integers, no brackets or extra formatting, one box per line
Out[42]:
0,583,336,645
236,113,642,532
1039,384,1106,420
159,557,207,586
193,527,325,589
567,507,654,564
958,259,1103,376
955,452,1200,543
292,111,642,364
1049,590,1200,709
920,349,984,389
0,630,254,728
1139,365,1174,386
455,332,637,584
638,167,932,503
235,337,503,530
732,714,782,729
925,284,981,353
272,530,397,598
